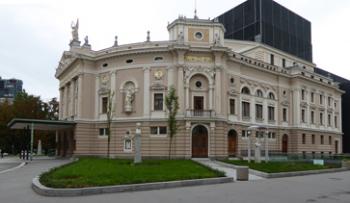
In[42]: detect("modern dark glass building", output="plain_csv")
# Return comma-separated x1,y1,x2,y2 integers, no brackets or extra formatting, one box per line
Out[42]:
0,76,23,102
217,0,313,62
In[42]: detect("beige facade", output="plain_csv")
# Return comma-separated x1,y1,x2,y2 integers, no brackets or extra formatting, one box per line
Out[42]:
55,17,343,158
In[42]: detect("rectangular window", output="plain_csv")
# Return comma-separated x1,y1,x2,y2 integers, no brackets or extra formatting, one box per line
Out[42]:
301,109,305,123
242,130,247,138
102,97,108,114
150,126,167,135
255,104,263,120
301,89,305,100
321,135,324,145
328,97,331,106
312,134,315,144
320,113,324,125
268,106,275,121
302,134,306,144
329,136,332,145
328,114,331,126
154,93,164,111
311,92,314,103
320,95,323,105
311,111,314,124
229,99,235,115
282,58,286,68
242,102,250,118
283,108,287,122
99,128,109,136
270,54,274,65
334,116,338,128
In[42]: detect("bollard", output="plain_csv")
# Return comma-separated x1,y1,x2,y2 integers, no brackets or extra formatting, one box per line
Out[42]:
236,166,249,181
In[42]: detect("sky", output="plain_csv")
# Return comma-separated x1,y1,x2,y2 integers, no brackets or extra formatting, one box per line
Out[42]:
0,0,349,101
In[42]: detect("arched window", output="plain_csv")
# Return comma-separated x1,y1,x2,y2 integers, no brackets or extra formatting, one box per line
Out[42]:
241,87,250,95
268,92,275,100
256,89,263,97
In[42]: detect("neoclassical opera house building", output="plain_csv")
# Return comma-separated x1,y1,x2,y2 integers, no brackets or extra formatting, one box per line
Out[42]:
56,16,343,158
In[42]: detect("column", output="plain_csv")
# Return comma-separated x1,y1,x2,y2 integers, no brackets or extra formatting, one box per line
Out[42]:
177,66,185,115
167,66,174,87
292,89,300,125
214,68,222,114
110,71,117,115
143,67,150,117
95,75,100,119
209,84,214,110
77,74,83,119
64,84,69,119
185,84,190,111
59,87,64,119
70,81,75,118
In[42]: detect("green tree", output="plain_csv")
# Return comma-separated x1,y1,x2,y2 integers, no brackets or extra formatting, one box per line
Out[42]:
106,90,115,158
165,86,179,159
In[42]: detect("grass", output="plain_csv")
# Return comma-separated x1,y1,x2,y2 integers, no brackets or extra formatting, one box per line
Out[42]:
223,160,340,173
40,157,224,188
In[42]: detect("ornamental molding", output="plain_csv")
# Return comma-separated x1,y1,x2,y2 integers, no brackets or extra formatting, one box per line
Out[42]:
240,78,277,93
183,64,216,80
280,100,290,106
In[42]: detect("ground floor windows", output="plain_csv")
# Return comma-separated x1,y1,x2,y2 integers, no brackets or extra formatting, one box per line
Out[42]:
99,128,109,137
150,126,167,136
302,134,306,144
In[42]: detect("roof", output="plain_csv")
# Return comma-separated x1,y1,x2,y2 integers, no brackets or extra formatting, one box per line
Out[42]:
7,118,75,130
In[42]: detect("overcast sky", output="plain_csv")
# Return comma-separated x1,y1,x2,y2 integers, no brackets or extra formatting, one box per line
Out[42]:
0,0,349,101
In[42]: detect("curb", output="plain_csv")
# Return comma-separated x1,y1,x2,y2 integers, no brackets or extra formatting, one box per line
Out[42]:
32,176,233,196
0,162,26,174
214,160,349,178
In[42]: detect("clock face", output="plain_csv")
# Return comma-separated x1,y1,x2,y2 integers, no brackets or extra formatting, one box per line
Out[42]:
154,70,163,80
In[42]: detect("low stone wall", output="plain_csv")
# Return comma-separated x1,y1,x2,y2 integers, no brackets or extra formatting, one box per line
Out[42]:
214,160,348,179
32,176,233,197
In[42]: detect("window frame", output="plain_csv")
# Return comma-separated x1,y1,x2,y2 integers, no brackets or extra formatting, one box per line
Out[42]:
153,93,164,111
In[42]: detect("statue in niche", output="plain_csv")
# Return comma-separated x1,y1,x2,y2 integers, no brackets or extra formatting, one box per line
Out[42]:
71,19,79,41
214,33,221,46
124,87,135,112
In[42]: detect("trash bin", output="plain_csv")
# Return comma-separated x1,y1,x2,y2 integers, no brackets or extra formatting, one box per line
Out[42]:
236,166,249,181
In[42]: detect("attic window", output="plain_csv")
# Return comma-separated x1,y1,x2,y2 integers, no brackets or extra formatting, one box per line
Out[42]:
154,56,163,61
126,59,133,64
102,63,108,67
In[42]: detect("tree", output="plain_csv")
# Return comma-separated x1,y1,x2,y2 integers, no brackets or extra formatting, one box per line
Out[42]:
106,90,115,158
165,86,179,159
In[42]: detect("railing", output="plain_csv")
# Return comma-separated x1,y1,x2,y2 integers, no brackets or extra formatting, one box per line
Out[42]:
186,109,215,118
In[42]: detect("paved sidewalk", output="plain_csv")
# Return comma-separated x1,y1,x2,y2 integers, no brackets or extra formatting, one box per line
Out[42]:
0,157,24,173
193,158,264,180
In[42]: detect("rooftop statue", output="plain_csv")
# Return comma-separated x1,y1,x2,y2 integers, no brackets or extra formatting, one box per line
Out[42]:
71,19,79,41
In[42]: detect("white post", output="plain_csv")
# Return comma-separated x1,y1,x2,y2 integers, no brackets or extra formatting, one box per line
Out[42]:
134,123,142,164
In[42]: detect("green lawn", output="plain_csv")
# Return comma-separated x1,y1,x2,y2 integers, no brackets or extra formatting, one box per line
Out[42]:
223,160,340,173
40,158,224,188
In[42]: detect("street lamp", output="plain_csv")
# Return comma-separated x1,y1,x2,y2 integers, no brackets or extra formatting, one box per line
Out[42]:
134,122,142,164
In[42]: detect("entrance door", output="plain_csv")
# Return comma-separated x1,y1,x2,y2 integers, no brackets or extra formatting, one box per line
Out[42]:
193,96,204,110
192,125,208,158
282,134,288,153
228,130,237,157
